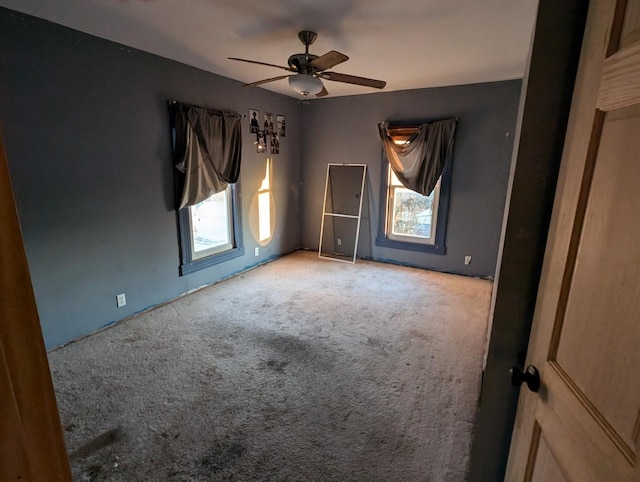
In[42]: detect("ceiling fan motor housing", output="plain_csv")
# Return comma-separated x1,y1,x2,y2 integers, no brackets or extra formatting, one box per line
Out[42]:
289,30,320,72
288,53,319,73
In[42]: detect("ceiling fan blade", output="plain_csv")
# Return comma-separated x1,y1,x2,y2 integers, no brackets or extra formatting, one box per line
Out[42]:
308,51,349,72
243,75,290,87
319,72,386,89
316,86,329,97
228,57,294,72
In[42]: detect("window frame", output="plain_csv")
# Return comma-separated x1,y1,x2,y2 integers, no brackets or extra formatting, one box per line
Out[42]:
177,183,244,276
189,187,234,260
386,170,441,246
376,147,453,255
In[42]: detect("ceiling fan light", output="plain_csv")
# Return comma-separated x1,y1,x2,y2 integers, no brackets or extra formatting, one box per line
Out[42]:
289,74,323,97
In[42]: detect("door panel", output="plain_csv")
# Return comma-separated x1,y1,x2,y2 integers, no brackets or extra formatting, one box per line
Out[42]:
537,366,635,479
506,0,640,480
530,433,568,482
554,105,640,452
598,42,640,110
621,0,640,47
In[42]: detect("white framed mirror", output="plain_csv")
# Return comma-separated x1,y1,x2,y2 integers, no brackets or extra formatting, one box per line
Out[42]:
319,163,367,264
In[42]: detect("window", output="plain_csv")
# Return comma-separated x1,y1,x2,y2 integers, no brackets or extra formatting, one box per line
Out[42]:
376,137,452,255
177,184,244,275
190,188,234,259
387,168,440,245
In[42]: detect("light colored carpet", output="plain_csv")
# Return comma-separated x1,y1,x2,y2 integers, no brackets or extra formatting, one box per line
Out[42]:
49,250,492,481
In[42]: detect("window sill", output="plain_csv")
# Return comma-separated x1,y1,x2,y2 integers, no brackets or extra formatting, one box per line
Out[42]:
375,236,446,255
179,246,245,276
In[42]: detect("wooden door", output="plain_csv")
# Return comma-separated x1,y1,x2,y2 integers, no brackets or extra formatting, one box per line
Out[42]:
505,0,640,480
0,133,71,477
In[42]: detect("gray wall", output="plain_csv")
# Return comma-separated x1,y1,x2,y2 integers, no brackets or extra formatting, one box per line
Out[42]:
300,81,521,278
0,8,302,349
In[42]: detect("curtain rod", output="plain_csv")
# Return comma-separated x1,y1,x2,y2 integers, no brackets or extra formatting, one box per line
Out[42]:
167,99,246,117
380,117,459,128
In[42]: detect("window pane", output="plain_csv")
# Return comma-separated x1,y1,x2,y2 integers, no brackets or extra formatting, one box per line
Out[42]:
390,169,403,186
391,187,434,238
190,190,231,254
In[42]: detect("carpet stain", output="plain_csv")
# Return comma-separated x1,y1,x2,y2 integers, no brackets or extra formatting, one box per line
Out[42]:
366,337,383,347
123,334,142,343
265,359,289,372
268,334,310,355
69,427,123,462
211,341,235,358
365,336,390,356
408,329,430,342
261,333,335,372
80,463,102,481
199,441,246,473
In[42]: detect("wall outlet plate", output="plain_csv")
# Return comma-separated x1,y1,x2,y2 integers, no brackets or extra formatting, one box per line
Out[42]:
464,256,472,265
255,247,259,256
116,293,126,308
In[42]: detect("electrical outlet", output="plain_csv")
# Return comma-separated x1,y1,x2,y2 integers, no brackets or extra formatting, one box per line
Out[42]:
255,247,259,256
337,238,342,246
464,256,472,265
116,293,126,308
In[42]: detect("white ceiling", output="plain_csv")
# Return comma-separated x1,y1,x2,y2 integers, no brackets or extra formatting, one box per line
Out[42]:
0,0,539,99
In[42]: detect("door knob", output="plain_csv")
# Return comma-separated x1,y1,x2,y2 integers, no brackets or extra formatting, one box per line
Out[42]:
509,365,540,393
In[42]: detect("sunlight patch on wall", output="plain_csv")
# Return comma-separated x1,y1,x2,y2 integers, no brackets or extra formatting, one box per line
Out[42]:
250,158,275,246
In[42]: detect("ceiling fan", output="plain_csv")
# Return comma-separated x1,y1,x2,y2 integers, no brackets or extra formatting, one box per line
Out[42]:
229,30,386,98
